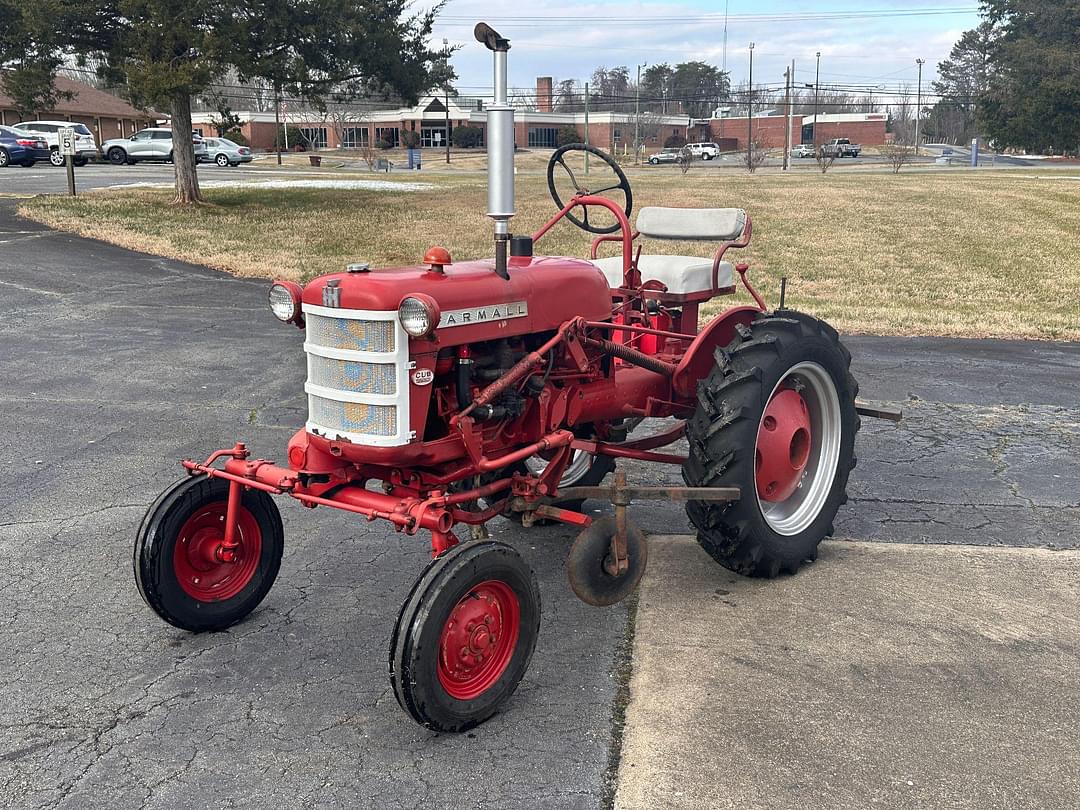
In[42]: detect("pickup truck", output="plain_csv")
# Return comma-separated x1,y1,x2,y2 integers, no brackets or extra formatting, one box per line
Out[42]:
820,138,861,158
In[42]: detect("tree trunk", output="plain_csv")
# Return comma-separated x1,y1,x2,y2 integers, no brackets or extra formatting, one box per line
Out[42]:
170,89,202,205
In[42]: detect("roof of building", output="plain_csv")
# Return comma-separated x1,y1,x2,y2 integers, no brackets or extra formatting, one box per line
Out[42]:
0,74,152,118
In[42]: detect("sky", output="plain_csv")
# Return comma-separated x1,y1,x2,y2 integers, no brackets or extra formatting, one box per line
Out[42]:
427,0,984,103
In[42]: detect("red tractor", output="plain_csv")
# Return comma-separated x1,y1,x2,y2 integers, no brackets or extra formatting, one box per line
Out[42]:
134,24,897,732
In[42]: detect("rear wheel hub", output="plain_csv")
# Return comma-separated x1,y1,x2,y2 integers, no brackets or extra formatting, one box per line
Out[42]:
755,388,812,503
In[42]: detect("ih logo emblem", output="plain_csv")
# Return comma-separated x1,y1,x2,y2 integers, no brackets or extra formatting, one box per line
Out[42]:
322,280,341,308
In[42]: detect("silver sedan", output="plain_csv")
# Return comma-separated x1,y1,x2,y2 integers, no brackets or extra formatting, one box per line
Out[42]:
199,137,254,167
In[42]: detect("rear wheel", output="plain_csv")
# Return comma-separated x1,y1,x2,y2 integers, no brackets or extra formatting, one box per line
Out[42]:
134,475,284,632
683,312,859,577
74,157,88,167
215,153,229,167
49,149,64,167
390,541,540,732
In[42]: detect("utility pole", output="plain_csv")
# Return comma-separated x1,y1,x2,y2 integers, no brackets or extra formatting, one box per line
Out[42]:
274,83,282,165
915,58,925,155
444,38,451,164
783,63,793,171
747,43,754,169
813,51,821,150
635,62,647,164
584,82,590,175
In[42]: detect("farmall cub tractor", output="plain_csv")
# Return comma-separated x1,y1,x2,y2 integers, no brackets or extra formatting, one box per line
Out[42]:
135,24,898,732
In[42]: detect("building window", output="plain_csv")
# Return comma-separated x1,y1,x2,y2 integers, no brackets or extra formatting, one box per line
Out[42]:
299,127,328,148
341,127,369,148
375,127,399,147
421,126,450,148
527,127,559,147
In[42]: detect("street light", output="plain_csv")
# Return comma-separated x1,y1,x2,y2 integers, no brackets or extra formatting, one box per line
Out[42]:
635,62,647,163
747,43,755,168
915,58,925,155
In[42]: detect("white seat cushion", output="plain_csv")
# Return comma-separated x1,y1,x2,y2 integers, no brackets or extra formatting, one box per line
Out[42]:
636,207,747,241
592,255,734,294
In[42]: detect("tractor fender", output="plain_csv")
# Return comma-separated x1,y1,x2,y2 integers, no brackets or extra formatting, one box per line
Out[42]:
672,306,760,398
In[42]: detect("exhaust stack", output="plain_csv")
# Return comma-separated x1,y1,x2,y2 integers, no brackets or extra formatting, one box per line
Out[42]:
475,22,514,279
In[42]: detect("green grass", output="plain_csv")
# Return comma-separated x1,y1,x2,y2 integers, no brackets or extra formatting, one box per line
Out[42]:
18,168,1080,340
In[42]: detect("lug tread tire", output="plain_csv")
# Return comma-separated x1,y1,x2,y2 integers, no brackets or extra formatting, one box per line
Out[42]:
390,540,540,733
683,310,859,578
134,475,284,632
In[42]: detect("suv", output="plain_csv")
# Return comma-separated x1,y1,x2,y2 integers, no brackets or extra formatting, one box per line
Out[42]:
686,142,721,160
100,128,208,165
16,120,99,166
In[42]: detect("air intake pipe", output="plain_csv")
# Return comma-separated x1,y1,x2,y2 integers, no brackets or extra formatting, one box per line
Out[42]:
475,22,514,279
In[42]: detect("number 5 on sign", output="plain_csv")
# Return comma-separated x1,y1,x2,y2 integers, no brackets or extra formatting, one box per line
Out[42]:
59,126,77,196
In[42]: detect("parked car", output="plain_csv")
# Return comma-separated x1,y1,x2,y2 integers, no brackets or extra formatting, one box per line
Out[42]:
0,126,51,167
647,148,681,165
685,142,721,160
198,137,253,167
790,143,816,159
15,120,99,166
821,138,862,158
100,128,208,165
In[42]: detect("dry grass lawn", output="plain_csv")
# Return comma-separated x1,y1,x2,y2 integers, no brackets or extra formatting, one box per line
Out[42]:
18,167,1080,339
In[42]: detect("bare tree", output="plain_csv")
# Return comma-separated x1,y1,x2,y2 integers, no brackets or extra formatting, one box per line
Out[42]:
745,137,768,173
880,143,914,173
815,147,837,174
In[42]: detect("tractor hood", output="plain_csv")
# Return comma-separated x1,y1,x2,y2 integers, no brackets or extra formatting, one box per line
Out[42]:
302,255,612,343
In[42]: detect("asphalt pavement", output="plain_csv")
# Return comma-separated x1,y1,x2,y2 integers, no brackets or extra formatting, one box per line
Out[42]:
1,200,1078,808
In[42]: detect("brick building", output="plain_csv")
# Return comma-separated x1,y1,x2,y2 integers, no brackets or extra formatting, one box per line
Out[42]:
0,75,157,142
191,78,888,154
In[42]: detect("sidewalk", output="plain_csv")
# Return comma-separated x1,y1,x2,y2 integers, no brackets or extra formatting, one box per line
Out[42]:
615,536,1080,810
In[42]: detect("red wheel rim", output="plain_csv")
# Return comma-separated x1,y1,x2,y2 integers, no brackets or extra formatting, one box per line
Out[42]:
755,386,813,503
172,502,262,602
437,580,521,701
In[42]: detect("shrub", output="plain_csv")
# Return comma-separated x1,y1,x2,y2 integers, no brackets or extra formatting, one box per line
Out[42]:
556,125,581,147
376,139,392,150
223,129,248,146
664,133,687,148
401,130,420,148
276,125,305,150
451,125,483,148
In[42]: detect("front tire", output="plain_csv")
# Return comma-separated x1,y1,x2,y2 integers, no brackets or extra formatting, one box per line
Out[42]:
107,147,127,165
134,475,284,632
0,148,11,168
49,149,65,167
390,541,540,732
683,312,859,577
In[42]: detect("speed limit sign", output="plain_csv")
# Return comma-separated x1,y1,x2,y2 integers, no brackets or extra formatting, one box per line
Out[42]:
59,126,76,156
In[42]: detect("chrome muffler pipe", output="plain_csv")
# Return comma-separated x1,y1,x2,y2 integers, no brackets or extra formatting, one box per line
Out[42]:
475,22,514,279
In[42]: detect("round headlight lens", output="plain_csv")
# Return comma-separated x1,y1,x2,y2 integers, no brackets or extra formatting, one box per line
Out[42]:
398,296,439,337
268,282,301,322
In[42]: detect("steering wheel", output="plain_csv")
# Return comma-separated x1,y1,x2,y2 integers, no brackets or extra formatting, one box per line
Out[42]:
546,144,633,235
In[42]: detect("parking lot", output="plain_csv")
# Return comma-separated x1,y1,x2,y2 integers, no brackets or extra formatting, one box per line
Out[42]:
0,159,283,194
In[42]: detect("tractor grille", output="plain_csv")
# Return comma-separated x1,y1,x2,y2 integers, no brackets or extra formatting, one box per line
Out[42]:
302,305,410,446
306,313,395,353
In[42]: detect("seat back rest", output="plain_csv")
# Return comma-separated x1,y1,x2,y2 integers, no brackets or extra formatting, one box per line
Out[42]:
636,206,747,242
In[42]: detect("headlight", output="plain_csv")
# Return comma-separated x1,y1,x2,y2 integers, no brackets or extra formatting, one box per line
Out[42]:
268,281,302,324
398,295,440,338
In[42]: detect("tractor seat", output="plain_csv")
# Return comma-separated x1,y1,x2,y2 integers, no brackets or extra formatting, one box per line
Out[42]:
590,206,746,294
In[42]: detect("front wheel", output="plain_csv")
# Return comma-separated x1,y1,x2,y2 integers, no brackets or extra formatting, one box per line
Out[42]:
107,147,126,165
74,157,88,167
49,149,65,167
134,475,284,632
390,541,540,732
683,311,859,577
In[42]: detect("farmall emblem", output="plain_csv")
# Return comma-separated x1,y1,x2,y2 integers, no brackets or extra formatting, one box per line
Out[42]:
412,368,434,386
439,301,528,328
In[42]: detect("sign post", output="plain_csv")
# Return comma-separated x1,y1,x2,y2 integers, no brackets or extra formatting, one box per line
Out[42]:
59,126,77,197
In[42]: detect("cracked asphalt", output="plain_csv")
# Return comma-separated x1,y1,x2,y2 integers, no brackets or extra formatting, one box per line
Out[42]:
1,199,1078,809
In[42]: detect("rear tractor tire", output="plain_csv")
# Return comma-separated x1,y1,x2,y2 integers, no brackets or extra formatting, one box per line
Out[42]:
134,475,284,632
682,311,859,577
